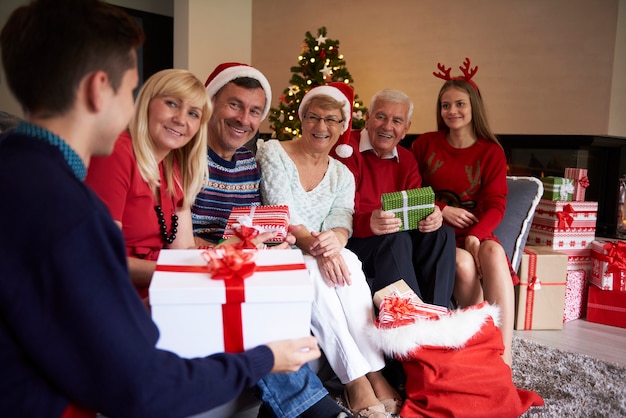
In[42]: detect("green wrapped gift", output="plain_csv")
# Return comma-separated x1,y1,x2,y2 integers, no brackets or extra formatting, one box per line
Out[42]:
381,187,435,231
541,177,574,201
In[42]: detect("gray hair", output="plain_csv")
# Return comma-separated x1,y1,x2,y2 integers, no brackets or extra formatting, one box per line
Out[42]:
370,89,414,122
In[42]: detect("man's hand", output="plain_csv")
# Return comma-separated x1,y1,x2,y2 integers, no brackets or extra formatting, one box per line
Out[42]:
370,209,402,235
266,336,321,373
418,205,444,233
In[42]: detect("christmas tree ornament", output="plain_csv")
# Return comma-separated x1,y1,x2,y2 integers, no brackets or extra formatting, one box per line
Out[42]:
204,62,272,120
268,27,367,140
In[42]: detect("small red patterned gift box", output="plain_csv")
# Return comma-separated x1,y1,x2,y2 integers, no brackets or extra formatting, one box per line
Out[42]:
373,279,449,328
564,168,589,201
590,239,626,291
223,205,289,243
563,269,588,323
586,286,626,328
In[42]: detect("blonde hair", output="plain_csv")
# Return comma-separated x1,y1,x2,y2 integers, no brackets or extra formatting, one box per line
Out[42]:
436,80,500,146
129,69,210,208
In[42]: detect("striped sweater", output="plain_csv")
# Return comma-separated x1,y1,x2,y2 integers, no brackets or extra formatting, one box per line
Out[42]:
192,146,261,243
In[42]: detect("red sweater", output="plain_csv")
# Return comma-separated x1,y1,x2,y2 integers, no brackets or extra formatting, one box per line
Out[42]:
411,130,507,241
332,130,422,238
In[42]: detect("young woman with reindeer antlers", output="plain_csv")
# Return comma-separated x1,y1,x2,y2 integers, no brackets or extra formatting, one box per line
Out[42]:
411,58,518,366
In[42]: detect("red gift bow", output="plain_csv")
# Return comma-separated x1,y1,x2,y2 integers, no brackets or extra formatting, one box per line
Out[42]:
556,204,575,231
601,241,626,288
231,224,260,250
576,176,590,189
377,294,446,328
379,295,421,328
201,246,257,281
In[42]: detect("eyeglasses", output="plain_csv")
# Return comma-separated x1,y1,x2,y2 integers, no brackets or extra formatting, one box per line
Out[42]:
303,114,344,127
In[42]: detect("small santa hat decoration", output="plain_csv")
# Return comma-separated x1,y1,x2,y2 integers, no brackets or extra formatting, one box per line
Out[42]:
204,62,272,120
298,81,354,158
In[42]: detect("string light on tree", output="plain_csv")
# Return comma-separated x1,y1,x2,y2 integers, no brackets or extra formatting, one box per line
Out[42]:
268,26,367,141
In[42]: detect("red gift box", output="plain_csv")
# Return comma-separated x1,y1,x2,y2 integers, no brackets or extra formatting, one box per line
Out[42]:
563,269,588,323
223,205,289,243
590,239,626,291
564,167,590,201
586,286,626,328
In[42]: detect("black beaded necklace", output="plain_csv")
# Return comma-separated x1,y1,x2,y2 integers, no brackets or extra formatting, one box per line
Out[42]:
154,205,178,244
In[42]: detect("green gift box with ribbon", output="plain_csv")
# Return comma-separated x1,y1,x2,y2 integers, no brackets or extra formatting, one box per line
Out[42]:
541,177,574,201
381,187,435,231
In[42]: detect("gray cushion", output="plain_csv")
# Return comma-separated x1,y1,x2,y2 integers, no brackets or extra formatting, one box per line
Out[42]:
494,176,543,272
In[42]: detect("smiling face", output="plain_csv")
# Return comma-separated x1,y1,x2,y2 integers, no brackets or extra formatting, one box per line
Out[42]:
365,99,411,157
440,87,473,132
147,94,203,160
207,82,265,160
300,102,344,154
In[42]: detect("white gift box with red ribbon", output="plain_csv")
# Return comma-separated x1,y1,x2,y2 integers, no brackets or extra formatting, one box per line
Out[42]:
149,249,313,358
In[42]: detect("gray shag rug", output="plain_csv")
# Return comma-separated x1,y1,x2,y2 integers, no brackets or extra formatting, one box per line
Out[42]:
512,336,626,417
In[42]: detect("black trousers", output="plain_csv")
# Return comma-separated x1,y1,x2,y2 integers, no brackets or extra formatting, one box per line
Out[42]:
347,225,456,308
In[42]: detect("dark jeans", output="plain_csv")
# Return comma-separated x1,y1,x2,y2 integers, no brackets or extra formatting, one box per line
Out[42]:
347,226,455,308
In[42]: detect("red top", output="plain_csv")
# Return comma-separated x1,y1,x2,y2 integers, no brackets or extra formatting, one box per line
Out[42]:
86,132,183,294
411,130,507,242
331,129,423,238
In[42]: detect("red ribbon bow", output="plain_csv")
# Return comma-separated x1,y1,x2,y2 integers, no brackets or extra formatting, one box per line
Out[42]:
378,296,421,328
202,246,257,282
231,224,261,250
603,241,626,280
556,204,575,231
576,176,590,189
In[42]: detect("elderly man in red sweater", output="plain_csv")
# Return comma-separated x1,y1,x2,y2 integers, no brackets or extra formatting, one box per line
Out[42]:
332,88,455,308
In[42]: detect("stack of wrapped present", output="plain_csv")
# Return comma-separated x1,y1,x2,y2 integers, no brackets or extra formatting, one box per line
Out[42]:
523,168,596,324
587,239,626,328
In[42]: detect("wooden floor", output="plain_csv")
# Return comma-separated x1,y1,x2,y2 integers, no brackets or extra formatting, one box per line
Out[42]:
513,318,626,367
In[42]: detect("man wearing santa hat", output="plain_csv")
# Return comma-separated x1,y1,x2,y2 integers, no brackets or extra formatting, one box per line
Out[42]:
191,63,351,418
331,88,456,308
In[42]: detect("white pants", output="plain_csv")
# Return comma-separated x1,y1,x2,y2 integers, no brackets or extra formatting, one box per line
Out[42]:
305,248,385,384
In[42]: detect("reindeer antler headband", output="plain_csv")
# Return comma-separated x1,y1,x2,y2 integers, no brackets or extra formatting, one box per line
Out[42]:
433,57,479,91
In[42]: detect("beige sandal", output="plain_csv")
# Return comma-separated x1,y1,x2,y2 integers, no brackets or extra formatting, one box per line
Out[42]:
344,389,388,418
379,397,402,414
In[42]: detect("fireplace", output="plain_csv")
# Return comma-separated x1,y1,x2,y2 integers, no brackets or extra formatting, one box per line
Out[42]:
397,134,626,239
499,134,626,239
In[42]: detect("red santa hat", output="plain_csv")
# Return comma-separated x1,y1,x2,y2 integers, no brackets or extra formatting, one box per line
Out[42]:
204,62,272,120
298,82,354,158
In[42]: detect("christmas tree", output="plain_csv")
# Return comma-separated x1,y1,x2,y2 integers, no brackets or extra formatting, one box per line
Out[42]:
269,27,367,141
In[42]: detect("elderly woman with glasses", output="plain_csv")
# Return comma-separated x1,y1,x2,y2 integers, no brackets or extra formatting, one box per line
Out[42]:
256,83,401,418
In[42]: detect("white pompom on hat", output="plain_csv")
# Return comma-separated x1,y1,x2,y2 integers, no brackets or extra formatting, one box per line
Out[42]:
299,82,354,158
204,62,272,120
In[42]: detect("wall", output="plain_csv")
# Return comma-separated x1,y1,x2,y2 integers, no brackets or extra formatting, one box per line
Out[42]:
0,0,173,117
610,0,626,137
252,0,625,137
173,0,252,83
